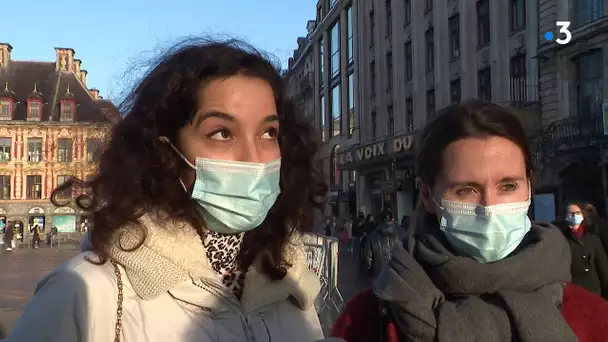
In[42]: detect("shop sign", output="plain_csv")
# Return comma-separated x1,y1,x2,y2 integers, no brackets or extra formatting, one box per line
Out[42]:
338,134,415,166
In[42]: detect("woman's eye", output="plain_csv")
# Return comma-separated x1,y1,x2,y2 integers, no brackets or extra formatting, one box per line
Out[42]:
456,187,475,196
261,127,279,140
500,183,518,192
208,129,232,141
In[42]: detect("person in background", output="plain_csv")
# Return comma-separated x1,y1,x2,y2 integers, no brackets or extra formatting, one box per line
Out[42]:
358,214,377,267
352,212,365,257
582,203,608,253
343,217,353,252
557,202,608,299
3,221,13,252
399,214,411,239
30,225,41,249
331,99,608,342
5,38,328,342
364,211,399,279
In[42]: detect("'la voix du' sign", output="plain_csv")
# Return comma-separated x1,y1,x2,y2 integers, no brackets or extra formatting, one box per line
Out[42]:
338,134,415,166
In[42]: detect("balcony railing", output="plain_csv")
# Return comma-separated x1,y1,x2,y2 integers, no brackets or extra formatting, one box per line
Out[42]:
531,114,605,168
508,77,539,108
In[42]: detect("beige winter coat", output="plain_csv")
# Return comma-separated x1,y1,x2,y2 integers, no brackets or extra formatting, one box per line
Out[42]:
6,212,325,341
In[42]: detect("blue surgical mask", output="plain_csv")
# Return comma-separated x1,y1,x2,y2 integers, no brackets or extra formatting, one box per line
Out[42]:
431,190,532,263
566,214,584,226
161,137,281,234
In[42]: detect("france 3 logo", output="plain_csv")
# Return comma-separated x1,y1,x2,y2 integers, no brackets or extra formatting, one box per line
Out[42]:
544,21,572,45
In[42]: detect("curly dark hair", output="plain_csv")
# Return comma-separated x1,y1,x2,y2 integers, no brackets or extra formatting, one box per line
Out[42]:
51,38,328,280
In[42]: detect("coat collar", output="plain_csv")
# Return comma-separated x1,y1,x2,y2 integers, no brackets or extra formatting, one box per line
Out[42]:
102,212,320,311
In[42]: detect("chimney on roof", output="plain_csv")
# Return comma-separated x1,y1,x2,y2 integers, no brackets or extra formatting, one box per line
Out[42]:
55,47,75,72
0,43,12,69
89,88,100,100
80,70,88,86
73,59,81,74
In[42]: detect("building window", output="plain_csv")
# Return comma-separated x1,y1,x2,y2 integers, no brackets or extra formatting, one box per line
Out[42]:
331,84,341,137
577,50,603,117
86,138,102,162
369,10,375,46
404,0,411,25
27,101,41,120
510,53,527,77
27,138,43,162
60,101,75,121
57,138,73,162
371,111,377,139
26,175,42,199
477,0,490,46
425,28,435,72
348,73,355,136
386,51,393,90
330,0,338,7
0,138,11,161
330,22,340,78
478,67,492,101
449,15,460,59
425,0,433,12
404,41,413,81
316,3,323,23
405,98,414,131
576,0,603,27
0,175,10,200
56,175,73,200
450,79,461,104
320,94,326,142
385,0,392,37
319,39,324,86
370,61,377,98
0,100,11,119
426,89,436,118
347,6,354,63
510,0,526,31
387,105,394,135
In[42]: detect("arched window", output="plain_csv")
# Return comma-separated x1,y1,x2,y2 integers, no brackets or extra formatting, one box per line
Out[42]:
330,145,341,186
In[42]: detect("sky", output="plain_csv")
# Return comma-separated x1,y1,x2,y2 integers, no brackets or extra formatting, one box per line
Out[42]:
4,0,318,102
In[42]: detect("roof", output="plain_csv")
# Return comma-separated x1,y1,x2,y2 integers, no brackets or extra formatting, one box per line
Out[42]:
0,61,118,123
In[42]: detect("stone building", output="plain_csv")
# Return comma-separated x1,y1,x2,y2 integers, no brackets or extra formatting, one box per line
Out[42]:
286,0,540,220
533,0,608,219
0,43,118,240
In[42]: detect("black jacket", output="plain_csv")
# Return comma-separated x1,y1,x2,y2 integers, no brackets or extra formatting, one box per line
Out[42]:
364,221,400,279
558,221,608,298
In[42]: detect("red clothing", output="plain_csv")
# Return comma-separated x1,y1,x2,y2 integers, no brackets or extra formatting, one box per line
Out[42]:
572,225,585,240
331,284,608,342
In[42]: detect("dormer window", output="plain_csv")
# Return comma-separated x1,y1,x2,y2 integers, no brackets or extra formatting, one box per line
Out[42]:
0,100,11,120
0,81,15,120
60,101,75,121
26,83,43,121
27,101,42,120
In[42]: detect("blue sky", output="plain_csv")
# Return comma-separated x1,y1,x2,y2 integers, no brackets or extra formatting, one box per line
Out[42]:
4,0,317,101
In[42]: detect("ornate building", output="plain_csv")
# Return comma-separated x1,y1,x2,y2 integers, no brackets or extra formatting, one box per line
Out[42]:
0,43,118,240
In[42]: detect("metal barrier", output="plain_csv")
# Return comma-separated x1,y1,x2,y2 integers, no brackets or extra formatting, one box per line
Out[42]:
302,233,344,315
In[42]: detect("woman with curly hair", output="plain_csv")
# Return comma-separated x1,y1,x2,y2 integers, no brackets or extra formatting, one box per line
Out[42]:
5,38,329,341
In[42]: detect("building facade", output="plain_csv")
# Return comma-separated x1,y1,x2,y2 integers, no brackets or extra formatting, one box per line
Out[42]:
287,0,541,220
0,43,118,240
532,0,608,218
287,0,360,218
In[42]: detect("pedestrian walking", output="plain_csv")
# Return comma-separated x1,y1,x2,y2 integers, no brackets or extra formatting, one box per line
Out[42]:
3,222,14,252
363,211,399,279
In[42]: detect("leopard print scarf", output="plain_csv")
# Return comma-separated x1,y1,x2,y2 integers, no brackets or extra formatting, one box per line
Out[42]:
202,230,246,300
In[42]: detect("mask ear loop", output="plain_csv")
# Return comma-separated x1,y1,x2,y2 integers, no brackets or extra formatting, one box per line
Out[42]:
158,136,194,193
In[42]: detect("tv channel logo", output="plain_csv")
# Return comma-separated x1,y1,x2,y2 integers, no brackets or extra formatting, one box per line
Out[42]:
544,21,572,45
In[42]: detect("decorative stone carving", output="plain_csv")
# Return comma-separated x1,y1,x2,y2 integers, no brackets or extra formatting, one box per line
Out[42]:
53,206,75,214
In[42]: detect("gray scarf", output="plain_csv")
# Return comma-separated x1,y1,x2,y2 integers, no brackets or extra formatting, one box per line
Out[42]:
373,221,579,342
